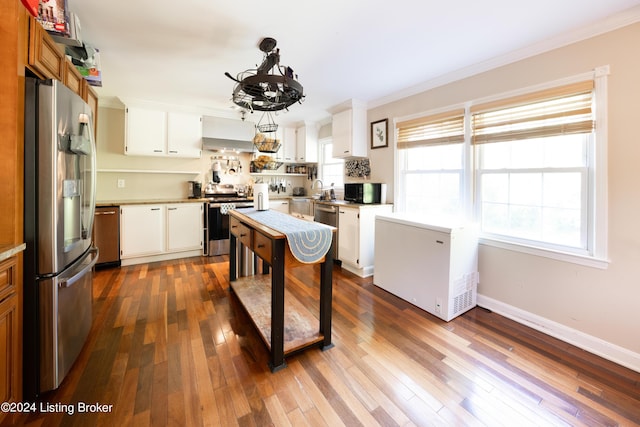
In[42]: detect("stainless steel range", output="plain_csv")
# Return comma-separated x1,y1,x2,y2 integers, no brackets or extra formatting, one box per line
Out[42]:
205,184,253,255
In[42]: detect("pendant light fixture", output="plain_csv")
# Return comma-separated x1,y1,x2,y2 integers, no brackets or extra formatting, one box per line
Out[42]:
225,37,305,112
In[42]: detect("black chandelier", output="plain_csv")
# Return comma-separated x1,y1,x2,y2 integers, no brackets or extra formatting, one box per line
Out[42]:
225,37,305,112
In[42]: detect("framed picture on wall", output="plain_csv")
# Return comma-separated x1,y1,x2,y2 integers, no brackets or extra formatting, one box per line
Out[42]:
371,118,388,149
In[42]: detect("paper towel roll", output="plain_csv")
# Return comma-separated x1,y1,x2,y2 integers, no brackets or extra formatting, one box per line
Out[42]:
254,183,270,210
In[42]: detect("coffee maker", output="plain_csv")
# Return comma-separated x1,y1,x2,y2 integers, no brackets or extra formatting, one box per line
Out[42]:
188,181,202,198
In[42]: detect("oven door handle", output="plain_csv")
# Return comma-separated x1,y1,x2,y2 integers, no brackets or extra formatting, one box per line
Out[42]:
59,247,99,288
315,205,337,214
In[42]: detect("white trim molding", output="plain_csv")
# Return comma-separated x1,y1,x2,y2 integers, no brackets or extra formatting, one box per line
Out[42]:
477,294,640,374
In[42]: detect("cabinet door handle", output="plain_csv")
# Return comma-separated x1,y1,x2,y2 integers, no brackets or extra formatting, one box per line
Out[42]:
153,149,163,153
168,207,177,210
169,150,178,153
257,244,265,248
240,233,247,237
150,208,161,211
95,211,116,215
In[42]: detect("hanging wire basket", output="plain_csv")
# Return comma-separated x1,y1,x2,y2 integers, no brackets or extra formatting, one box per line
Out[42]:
256,111,279,133
254,112,281,152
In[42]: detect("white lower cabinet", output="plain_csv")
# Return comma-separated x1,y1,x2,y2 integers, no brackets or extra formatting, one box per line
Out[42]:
338,204,393,277
120,205,165,258
270,200,290,214
166,203,203,251
120,203,203,265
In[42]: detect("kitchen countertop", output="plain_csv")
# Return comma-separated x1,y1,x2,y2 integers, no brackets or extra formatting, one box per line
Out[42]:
96,198,210,207
96,197,392,208
0,242,26,262
312,199,393,208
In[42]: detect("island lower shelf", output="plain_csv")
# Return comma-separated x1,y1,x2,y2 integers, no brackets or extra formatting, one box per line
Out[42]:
230,274,324,355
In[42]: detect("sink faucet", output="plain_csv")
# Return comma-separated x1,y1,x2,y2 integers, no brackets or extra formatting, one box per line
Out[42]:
312,179,323,191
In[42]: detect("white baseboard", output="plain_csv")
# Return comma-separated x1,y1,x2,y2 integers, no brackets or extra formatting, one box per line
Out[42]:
477,294,640,374
120,249,202,267
340,262,373,278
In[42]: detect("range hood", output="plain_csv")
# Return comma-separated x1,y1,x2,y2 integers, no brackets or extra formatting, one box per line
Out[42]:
202,116,256,152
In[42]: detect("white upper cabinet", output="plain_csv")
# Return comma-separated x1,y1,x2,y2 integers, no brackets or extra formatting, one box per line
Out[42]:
282,127,297,162
125,107,167,156
125,107,202,158
332,106,367,158
296,124,318,163
167,112,202,158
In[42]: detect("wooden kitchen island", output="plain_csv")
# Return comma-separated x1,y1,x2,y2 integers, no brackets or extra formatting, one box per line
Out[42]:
228,209,335,372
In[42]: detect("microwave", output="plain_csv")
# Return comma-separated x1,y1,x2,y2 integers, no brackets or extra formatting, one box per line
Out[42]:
344,183,382,204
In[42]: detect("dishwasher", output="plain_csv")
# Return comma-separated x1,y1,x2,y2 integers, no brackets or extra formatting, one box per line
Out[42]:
93,206,121,267
314,203,339,260
290,197,314,218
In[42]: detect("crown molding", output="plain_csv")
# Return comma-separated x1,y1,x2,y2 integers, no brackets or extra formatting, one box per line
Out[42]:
369,5,640,109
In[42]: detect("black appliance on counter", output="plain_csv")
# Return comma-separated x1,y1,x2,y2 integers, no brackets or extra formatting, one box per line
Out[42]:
188,180,202,198
344,183,383,204
204,185,253,256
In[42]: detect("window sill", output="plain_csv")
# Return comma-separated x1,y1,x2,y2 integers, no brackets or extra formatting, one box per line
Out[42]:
479,237,609,269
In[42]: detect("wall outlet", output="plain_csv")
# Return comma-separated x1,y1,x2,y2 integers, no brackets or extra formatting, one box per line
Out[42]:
117,179,125,188
435,297,443,314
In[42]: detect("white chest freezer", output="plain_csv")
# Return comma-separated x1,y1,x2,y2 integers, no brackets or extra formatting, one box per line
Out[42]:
373,213,479,321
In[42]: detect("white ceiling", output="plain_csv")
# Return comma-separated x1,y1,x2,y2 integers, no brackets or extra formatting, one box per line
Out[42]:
68,0,640,126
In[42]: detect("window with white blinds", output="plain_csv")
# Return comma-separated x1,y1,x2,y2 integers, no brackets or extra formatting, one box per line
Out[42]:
473,81,597,254
471,81,594,144
396,109,466,218
397,109,465,149
392,74,607,265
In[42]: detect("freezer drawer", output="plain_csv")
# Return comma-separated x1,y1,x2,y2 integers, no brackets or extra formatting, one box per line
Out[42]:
39,248,98,392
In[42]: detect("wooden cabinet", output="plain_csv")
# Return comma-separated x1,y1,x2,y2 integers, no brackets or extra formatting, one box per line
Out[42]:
125,107,202,158
332,107,367,158
63,61,84,97
120,205,165,258
337,204,393,277
296,124,318,163
0,257,20,425
166,203,203,252
83,83,99,141
27,15,64,80
26,17,100,142
120,203,203,264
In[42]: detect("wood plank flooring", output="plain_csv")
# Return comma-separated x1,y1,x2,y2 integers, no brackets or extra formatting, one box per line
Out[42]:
12,256,640,426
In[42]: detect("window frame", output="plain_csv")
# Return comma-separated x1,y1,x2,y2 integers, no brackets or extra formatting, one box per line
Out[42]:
318,137,344,189
393,67,609,268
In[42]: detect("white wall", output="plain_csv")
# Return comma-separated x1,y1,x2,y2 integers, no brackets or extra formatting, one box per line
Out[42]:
95,108,307,201
367,23,640,371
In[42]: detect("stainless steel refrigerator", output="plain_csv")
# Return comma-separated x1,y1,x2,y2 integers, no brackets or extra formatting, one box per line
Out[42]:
24,78,99,399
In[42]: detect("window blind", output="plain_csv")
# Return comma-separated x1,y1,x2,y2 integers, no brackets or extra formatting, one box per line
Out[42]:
471,81,594,144
396,109,465,149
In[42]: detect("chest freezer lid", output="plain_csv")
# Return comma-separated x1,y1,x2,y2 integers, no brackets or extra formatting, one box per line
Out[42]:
375,212,473,233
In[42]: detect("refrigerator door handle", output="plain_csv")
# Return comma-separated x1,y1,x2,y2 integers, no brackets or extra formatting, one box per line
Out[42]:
58,248,99,288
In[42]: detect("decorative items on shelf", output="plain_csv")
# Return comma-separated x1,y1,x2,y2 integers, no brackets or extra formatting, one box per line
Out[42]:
250,154,283,172
345,158,371,178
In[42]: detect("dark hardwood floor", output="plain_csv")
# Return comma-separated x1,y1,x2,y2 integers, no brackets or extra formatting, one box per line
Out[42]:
12,256,640,426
